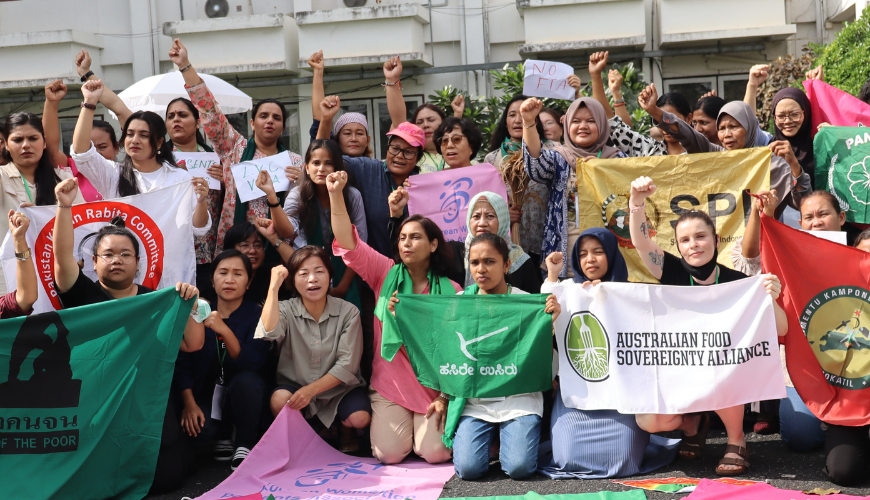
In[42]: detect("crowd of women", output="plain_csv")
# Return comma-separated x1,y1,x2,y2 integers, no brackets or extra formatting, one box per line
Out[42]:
2,37,870,494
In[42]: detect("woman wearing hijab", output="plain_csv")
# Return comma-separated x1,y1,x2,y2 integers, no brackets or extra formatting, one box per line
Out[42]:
538,234,679,479
521,97,628,279
628,176,789,476
637,84,811,220
771,88,815,186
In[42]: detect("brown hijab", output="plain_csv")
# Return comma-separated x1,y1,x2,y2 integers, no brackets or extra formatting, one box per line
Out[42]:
553,97,621,164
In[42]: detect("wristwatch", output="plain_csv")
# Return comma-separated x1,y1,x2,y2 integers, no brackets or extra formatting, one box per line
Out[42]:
273,239,282,249
15,248,31,261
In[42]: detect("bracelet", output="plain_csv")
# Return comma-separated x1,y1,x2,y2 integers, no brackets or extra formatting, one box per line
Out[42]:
179,63,192,73
523,122,537,129
81,102,96,110
58,205,73,209
331,210,347,216
629,202,646,213
613,102,626,108
80,71,94,83
266,199,281,208
382,80,402,89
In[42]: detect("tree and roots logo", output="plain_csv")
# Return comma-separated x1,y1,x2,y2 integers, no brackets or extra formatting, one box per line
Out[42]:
847,155,870,206
602,194,660,248
565,311,610,381
803,287,870,390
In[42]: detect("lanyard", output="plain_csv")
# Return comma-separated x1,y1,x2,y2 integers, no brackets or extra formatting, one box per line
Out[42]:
690,266,719,286
425,152,445,171
19,173,33,204
597,150,603,158
215,337,227,384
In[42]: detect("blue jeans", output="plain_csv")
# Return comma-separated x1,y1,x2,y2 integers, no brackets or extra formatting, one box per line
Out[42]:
453,414,541,480
780,386,825,452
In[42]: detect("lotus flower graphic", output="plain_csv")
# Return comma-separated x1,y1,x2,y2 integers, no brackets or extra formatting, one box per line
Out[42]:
847,156,870,206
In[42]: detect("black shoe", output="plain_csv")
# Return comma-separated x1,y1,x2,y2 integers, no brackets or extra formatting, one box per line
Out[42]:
231,446,250,471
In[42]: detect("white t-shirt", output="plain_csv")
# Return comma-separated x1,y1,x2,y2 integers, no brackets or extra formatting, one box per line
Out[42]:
71,143,211,237
456,286,544,422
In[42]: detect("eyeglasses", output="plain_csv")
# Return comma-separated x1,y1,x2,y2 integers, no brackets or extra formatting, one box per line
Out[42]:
98,252,136,264
440,135,467,147
388,145,418,160
237,242,265,252
774,111,804,123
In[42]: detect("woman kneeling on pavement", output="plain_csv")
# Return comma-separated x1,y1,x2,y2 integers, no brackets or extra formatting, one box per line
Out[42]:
257,246,371,453
330,168,458,464
390,233,559,479
538,229,679,478
628,176,789,476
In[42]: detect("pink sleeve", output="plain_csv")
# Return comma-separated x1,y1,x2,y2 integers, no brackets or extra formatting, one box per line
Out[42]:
450,280,463,293
332,225,394,294
186,82,245,160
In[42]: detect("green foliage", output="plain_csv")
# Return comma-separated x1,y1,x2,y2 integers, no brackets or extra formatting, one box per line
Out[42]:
756,48,818,131
427,61,652,158
815,6,870,96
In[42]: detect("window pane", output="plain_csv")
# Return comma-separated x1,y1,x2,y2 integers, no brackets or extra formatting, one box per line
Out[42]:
722,79,749,103
226,113,248,137
377,98,421,158
279,104,301,154
666,82,713,107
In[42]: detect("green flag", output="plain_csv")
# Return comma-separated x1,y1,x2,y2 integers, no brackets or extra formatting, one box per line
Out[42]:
814,126,870,223
393,291,553,447
0,288,193,500
443,491,647,500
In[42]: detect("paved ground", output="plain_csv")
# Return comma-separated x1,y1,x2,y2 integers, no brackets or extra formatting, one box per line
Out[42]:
147,427,870,500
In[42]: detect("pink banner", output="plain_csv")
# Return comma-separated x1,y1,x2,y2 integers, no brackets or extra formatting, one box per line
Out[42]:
407,163,510,242
687,478,870,499
195,407,456,500
804,79,870,134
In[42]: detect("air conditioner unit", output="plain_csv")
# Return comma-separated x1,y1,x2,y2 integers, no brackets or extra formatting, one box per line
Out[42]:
198,0,252,18
343,0,367,7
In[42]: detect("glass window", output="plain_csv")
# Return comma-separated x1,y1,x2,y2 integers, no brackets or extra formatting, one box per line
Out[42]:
225,112,249,138
375,97,422,158
279,104,301,154
721,78,749,103
665,81,714,107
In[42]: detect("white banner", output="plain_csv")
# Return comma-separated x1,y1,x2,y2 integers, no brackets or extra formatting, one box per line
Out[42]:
552,276,786,414
1,182,195,313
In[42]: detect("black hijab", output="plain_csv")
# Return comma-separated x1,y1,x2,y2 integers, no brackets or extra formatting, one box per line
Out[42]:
571,228,629,283
772,88,815,185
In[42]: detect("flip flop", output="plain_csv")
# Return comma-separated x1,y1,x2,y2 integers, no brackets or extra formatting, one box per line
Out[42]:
678,412,710,460
716,444,750,476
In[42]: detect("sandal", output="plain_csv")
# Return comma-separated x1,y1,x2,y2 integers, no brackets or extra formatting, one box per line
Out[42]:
678,412,710,460
716,444,750,476
339,426,360,453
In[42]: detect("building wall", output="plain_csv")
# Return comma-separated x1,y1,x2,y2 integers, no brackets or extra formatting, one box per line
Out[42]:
0,0,860,155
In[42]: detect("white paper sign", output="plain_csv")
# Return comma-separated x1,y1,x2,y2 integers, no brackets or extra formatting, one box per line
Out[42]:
230,152,293,203
523,60,576,100
173,152,221,190
801,229,848,245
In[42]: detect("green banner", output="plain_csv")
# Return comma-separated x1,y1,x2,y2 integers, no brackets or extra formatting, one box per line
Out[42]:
814,126,870,223
0,288,193,500
443,491,647,500
391,293,553,399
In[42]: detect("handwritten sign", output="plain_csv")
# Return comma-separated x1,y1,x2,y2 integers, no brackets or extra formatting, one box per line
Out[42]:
407,163,510,242
230,152,293,203
523,59,576,100
173,152,221,190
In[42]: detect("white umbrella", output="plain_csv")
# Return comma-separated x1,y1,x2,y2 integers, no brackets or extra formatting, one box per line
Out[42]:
109,71,252,120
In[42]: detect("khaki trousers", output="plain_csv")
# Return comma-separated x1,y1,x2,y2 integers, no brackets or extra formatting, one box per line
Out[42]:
369,388,452,465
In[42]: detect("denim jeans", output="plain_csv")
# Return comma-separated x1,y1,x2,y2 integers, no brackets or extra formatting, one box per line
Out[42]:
780,386,825,452
453,414,541,480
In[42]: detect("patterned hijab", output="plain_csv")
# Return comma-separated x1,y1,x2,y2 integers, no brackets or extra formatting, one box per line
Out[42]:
463,191,530,286
553,97,621,165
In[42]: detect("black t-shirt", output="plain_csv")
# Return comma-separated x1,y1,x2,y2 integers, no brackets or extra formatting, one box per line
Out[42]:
57,269,153,309
658,251,747,287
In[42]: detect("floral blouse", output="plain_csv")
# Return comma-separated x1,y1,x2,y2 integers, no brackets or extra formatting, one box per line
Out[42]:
186,82,304,256
485,142,554,258
523,142,627,277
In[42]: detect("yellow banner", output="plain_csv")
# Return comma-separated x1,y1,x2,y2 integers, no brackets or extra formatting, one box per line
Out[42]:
576,148,771,283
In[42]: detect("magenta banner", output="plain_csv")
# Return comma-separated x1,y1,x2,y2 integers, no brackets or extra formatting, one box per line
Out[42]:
407,163,510,242
194,407,455,500
686,478,870,500
804,79,870,134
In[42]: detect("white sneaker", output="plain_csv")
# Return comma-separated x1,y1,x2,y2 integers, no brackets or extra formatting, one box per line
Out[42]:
231,446,250,470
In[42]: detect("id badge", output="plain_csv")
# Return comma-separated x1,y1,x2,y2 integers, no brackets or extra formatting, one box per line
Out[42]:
211,384,226,421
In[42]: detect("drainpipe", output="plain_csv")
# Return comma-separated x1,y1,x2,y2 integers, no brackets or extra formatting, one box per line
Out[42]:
459,0,469,92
